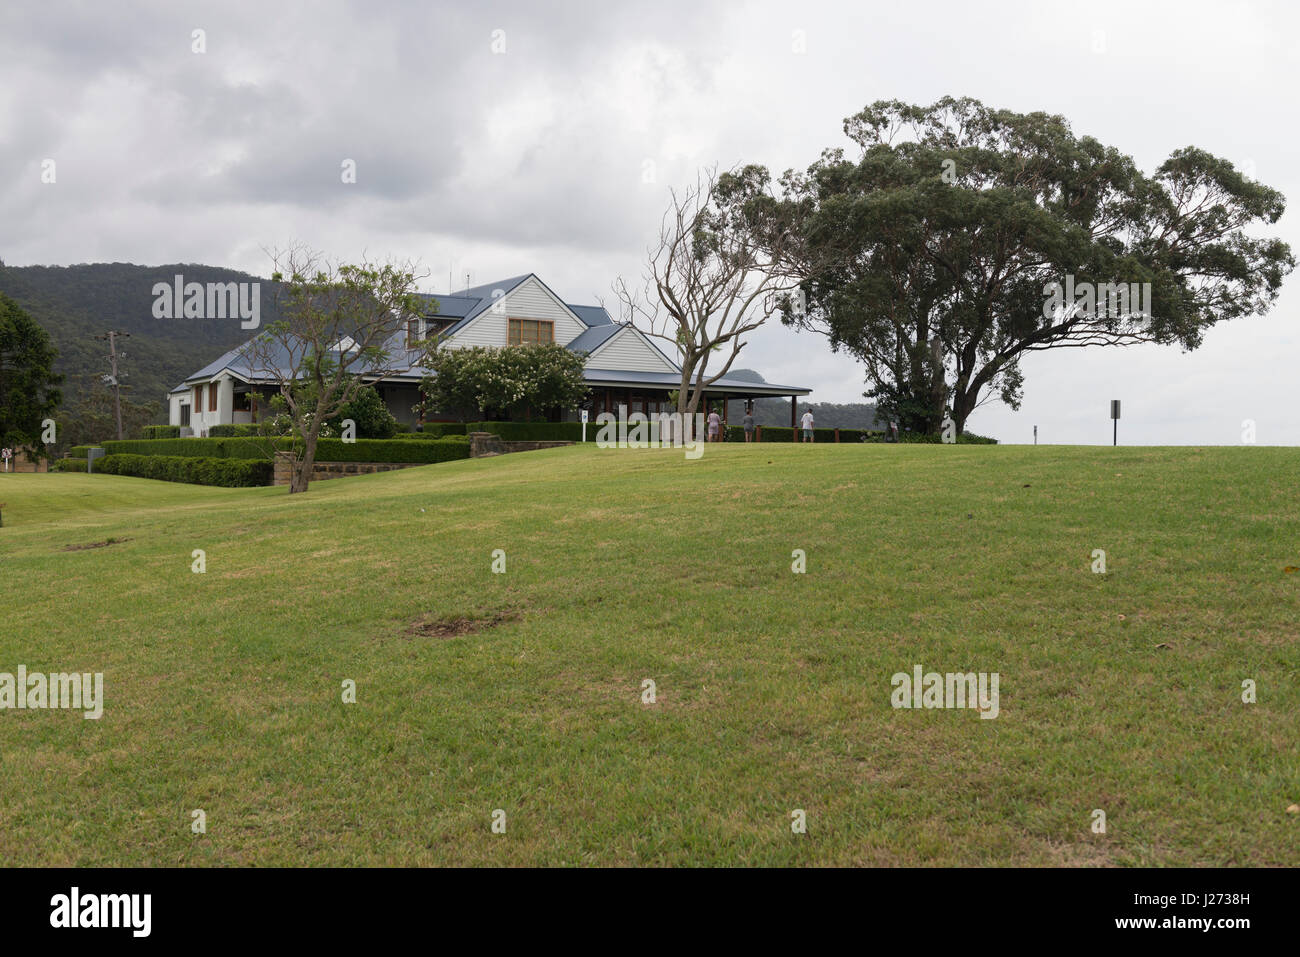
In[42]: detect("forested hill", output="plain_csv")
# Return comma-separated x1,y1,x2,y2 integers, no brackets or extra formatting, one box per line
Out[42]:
0,261,271,423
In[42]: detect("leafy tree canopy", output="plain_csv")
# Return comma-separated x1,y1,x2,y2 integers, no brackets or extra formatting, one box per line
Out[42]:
744,97,1294,434
419,343,590,421
0,292,63,450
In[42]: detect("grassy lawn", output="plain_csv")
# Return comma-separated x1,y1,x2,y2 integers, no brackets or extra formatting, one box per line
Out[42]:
0,443,1296,866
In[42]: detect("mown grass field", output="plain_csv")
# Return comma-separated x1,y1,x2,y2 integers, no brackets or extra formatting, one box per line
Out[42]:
0,443,1296,866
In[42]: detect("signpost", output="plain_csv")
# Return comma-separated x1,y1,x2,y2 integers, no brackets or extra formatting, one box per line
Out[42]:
1110,400,1121,446
580,408,589,443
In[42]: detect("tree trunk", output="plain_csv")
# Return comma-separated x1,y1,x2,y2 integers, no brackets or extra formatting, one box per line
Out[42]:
289,427,322,493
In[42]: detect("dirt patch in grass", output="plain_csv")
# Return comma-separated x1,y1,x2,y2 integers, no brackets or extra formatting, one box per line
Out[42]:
62,537,132,552
408,610,519,638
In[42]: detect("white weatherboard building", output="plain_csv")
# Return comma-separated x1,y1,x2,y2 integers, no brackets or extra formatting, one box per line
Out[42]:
168,273,811,434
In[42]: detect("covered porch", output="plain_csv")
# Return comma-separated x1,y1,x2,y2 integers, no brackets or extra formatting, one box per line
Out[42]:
578,369,813,429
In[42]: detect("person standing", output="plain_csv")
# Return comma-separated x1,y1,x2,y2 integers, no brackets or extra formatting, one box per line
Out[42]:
742,408,756,443
707,408,722,442
800,409,815,443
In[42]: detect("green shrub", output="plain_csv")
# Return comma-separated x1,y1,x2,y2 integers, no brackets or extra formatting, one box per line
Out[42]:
95,454,273,487
142,425,180,439
68,445,95,459
324,385,399,439
94,435,472,464
311,436,470,463
208,424,262,437
894,430,998,445
54,457,87,472
392,423,468,438
465,421,584,442
102,437,279,459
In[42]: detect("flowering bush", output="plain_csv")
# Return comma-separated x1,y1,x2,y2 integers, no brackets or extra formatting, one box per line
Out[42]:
419,344,589,420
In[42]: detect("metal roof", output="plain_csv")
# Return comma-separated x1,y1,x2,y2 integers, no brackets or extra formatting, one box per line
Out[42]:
581,368,812,396
565,324,622,354
568,304,613,326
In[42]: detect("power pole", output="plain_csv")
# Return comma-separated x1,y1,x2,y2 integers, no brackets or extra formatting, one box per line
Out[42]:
93,330,130,439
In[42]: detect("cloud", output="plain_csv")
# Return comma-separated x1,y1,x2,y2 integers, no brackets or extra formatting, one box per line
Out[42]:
0,0,1295,442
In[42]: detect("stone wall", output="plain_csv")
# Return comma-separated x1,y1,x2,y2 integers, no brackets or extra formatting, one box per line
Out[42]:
468,432,573,458
271,454,425,487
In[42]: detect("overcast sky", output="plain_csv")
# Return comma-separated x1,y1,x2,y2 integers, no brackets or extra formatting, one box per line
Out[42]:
1,0,1295,444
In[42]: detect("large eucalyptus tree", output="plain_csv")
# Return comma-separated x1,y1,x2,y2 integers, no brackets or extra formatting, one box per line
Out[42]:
747,97,1293,435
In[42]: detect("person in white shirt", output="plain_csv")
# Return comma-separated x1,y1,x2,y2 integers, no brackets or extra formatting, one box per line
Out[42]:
800,410,815,443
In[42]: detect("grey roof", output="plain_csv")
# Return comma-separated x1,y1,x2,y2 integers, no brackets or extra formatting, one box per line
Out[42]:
413,293,479,318
174,331,429,390
434,274,532,336
582,368,811,396
568,304,613,326
417,274,612,337
565,324,622,354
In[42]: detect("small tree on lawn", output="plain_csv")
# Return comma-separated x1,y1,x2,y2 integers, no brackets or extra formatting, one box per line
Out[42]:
239,248,432,493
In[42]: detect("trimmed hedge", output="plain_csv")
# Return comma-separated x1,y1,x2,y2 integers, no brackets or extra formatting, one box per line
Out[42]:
95,454,273,487
311,436,470,463
55,458,87,472
68,445,95,459
101,437,276,459
208,424,261,437
889,430,999,445
95,436,471,464
393,423,468,438
715,426,997,444
749,426,836,442
466,421,586,442
142,425,181,439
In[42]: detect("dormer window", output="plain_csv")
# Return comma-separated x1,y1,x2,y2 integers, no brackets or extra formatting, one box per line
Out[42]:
406,318,427,347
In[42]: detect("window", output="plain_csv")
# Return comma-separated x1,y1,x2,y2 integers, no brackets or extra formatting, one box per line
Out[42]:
508,318,554,346
181,403,191,427
193,385,201,411
208,383,218,412
406,317,426,346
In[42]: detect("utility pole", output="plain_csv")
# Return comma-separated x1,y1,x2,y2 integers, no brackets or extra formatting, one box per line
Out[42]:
94,330,130,439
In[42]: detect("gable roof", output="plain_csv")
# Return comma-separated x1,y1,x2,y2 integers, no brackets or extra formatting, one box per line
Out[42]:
418,274,612,339
565,323,623,355
568,304,613,326
418,274,533,337
576,322,681,373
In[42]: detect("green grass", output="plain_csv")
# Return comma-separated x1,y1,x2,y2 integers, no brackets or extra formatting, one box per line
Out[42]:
1,443,1297,866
